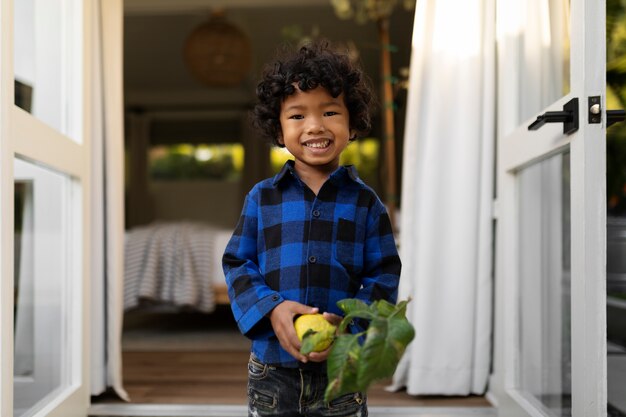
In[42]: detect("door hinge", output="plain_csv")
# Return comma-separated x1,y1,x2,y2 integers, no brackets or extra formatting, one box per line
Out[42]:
492,199,499,220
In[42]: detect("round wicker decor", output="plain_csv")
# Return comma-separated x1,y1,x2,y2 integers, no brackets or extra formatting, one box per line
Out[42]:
183,11,252,87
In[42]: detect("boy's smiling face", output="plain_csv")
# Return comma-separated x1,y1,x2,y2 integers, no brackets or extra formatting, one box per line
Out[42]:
278,85,351,175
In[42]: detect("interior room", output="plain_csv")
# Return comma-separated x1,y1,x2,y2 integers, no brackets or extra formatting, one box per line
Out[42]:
114,0,445,407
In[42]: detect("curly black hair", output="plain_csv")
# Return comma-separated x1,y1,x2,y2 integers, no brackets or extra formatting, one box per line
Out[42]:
251,40,375,147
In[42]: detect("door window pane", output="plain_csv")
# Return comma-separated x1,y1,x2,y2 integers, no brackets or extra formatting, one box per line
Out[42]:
504,0,571,122
13,158,75,417
14,0,81,142
517,151,571,417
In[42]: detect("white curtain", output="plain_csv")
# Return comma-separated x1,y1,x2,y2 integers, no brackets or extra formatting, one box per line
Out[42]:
90,0,128,400
391,0,496,395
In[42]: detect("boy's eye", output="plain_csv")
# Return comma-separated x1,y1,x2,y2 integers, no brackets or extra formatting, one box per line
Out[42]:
288,114,304,120
324,111,338,117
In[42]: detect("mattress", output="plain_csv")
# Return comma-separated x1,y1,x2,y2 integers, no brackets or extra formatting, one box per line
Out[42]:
123,221,233,312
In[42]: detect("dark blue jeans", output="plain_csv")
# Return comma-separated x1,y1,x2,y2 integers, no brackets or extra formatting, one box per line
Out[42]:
247,354,367,417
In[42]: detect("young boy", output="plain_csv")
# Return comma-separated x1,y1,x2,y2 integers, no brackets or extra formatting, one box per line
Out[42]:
222,40,401,417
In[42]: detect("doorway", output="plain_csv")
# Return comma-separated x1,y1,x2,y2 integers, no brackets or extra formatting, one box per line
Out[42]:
93,0,454,409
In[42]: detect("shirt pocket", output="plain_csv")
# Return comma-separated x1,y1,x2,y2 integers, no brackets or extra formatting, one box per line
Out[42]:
334,218,365,276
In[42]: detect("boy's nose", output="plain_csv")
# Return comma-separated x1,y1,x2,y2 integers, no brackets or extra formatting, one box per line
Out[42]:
306,118,326,134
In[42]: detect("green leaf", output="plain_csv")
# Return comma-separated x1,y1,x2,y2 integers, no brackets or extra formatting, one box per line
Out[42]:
372,299,396,317
300,328,335,355
390,297,411,318
338,311,377,333
357,316,415,388
336,298,377,333
325,298,416,403
337,298,370,315
324,334,362,402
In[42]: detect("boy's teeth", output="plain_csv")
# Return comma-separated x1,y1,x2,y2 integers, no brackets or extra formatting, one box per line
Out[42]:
306,140,329,148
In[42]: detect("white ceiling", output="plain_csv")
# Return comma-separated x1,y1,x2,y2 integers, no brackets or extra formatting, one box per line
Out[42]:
123,1,415,111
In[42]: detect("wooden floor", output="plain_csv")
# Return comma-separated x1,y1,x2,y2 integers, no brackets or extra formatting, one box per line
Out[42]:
93,308,490,408
94,350,490,408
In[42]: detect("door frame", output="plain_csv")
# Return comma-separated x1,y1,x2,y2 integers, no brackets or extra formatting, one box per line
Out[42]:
490,0,607,416
0,2,16,416
0,0,93,416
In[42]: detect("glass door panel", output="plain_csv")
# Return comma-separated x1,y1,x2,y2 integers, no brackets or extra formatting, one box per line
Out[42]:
494,0,607,414
13,0,82,142
510,0,571,123
13,158,75,417
518,152,572,417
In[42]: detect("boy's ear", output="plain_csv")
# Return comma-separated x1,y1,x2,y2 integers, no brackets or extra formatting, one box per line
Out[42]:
349,130,357,140
277,133,285,146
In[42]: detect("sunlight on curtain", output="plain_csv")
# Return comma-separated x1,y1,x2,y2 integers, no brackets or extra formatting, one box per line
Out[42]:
391,0,495,395
430,1,481,58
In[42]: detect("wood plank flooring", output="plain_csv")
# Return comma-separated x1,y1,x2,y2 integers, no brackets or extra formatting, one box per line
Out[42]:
94,308,490,408
98,350,490,408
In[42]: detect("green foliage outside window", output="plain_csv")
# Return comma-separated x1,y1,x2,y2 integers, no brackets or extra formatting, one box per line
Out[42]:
149,143,244,181
270,138,381,189
607,0,626,215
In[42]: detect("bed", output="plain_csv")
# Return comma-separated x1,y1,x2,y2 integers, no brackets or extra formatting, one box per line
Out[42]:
123,221,233,313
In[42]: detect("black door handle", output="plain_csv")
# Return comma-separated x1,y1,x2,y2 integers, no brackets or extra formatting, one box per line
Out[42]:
528,98,579,135
607,110,626,127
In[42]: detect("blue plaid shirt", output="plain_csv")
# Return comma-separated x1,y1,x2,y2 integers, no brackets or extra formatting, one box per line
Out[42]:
222,161,401,367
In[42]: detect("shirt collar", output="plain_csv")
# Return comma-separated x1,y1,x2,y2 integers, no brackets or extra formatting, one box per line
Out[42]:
272,160,361,187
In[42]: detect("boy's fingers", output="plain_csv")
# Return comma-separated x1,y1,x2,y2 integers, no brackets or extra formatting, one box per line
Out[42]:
290,332,310,362
306,348,330,362
322,312,342,326
287,340,307,362
278,317,308,362
272,300,325,363
294,304,318,316
280,300,317,320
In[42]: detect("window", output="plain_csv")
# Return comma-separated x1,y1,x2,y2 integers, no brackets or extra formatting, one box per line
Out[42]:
149,143,244,181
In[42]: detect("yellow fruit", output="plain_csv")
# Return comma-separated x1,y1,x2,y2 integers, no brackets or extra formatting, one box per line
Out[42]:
294,313,337,352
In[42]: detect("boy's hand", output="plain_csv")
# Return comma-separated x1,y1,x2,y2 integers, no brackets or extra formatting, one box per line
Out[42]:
305,312,342,362
269,300,318,363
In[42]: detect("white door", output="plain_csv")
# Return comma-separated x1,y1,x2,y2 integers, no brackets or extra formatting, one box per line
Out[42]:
1,0,93,416
491,0,607,416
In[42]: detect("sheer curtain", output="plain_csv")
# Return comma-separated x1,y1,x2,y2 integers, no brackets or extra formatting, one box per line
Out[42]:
90,0,127,400
391,0,496,395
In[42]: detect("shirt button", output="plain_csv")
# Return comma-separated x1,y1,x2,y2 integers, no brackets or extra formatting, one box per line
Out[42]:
308,256,317,264
272,294,279,301
312,209,320,217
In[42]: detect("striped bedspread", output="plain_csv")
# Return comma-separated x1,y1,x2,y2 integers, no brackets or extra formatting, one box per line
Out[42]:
124,222,232,313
